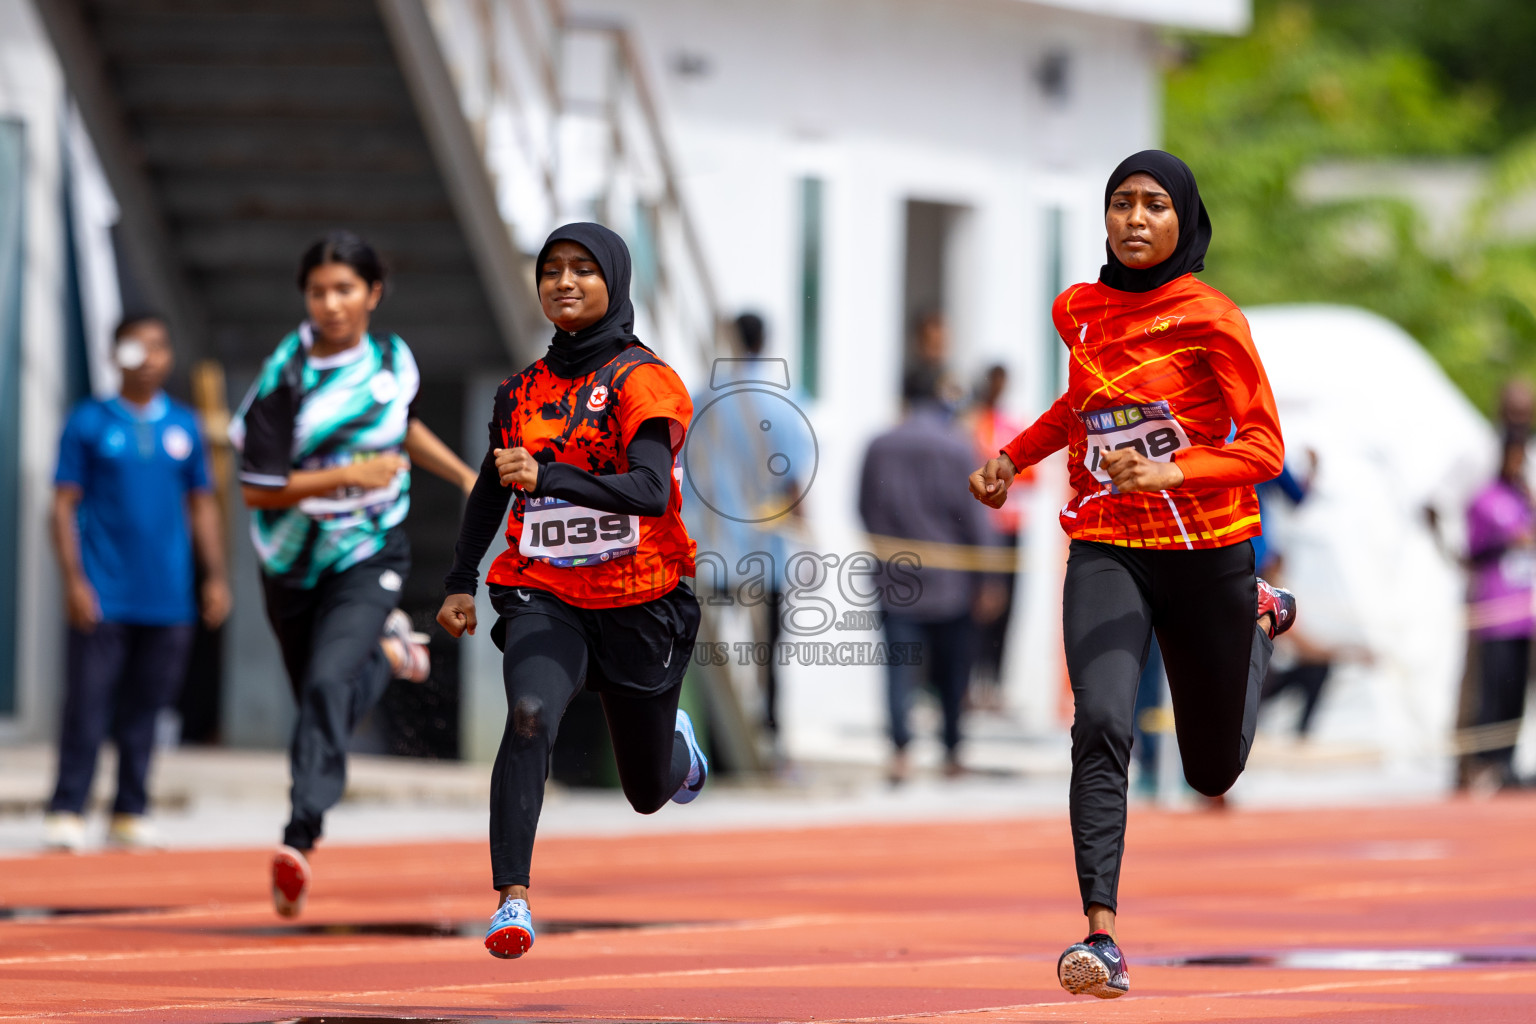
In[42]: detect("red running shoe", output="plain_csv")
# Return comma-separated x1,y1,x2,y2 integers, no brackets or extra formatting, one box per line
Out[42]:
271,844,311,918
1256,577,1296,640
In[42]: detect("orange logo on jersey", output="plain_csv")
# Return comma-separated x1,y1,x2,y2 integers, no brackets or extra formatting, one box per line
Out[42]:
586,385,610,412
1145,314,1186,336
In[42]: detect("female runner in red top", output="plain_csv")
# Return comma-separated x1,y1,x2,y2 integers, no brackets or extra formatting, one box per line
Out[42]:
970,151,1296,999
437,222,705,960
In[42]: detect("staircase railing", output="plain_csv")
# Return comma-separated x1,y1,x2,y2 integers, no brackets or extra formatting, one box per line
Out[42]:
418,0,763,771
419,0,722,382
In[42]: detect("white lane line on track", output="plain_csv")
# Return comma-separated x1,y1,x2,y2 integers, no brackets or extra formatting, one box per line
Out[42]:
2,958,1529,1022
0,912,865,967
806,968,1536,1023
0,953,1039,1021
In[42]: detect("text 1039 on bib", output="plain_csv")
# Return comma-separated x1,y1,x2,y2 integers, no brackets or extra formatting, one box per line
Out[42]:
1079,400,1191,491
519,496,640,568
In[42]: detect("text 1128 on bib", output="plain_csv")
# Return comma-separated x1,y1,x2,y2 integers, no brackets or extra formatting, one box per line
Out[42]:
1079,400,1190,493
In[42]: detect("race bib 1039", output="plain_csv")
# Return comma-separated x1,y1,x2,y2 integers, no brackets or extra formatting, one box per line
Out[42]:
519,496,640,568
1079,400,1191,489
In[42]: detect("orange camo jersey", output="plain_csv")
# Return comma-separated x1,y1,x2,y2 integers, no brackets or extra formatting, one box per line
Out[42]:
1001,274,1283,550
486,345,697,608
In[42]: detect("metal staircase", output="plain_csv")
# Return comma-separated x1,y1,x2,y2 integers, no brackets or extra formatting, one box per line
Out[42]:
421,0,722,382
35,0,542,379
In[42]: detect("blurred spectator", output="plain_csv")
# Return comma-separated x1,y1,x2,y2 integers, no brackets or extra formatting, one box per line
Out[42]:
1258,627,1370,739
964,364,1031,712
692,312,810,744
1251,451,1315,577
1498,378,1534,438
909,311,966,410
43,316,230,851
859,368,996,782
1450,380,1533,788
1465,427,1534,790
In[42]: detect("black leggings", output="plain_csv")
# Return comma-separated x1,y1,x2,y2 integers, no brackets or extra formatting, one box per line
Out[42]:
490,610,692,889
1064,539,1271,914
262,529,409,850
1477,636,1530,773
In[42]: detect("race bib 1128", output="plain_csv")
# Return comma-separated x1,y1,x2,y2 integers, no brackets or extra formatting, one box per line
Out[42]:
1079,400,1191,490
519,496,639,568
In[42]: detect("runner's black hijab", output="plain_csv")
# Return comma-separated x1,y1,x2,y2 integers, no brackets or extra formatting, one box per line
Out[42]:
536,222,639,378
1098,150,1212,294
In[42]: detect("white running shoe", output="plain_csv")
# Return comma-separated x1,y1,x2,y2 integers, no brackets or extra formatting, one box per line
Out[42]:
382,608,431,683
106,814,162,850
485,897,535,959
672,709,708,804
43,812,86,853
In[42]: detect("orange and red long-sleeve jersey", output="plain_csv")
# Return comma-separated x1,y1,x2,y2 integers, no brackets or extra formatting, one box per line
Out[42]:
1002,274,1284,550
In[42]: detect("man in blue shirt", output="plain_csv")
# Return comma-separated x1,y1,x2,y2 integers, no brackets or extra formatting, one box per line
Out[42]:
44,315,230,850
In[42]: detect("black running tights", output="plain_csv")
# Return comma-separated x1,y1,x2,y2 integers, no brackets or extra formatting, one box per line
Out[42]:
490,612,691,889
1063,539,1272,914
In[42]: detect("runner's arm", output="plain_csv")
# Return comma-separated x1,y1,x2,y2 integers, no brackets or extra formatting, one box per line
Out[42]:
405,419,478,494
1000,393,1078,472
443,447,513,596
531,417,673,517
1171,309,1285,487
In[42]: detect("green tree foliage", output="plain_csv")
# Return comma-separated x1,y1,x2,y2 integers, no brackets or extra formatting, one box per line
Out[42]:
1300,0,1536,145
1167,3,1536,409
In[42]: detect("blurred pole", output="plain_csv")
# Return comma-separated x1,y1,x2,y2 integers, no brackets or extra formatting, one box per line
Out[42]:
1155,672,1182,806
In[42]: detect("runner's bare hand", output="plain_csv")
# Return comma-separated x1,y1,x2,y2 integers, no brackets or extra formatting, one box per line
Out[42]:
436,593,478,637
1100,447,1183,493
495,447,539,490
969,455,1016,509
347,453,406,490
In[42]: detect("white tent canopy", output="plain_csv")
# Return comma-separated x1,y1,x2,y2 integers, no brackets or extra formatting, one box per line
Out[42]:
1246,304,1494,761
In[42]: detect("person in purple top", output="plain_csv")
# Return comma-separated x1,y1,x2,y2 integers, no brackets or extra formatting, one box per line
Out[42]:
1466,428,1535,788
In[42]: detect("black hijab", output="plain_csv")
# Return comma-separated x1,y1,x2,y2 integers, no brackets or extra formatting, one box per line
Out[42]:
536,222,639,378
1098,150,1212,294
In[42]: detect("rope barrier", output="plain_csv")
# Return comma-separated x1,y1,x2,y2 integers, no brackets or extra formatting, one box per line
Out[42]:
861,534,1022,573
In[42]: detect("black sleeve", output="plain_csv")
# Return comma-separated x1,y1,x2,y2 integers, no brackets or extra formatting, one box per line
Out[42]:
533,417,672,517
239,385,299,488
443,447,513,596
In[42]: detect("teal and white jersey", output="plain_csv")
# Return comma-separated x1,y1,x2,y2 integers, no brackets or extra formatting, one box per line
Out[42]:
230,323,420,588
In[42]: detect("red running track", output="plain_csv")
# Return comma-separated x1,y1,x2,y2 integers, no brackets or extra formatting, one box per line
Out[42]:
2,794,1533,1023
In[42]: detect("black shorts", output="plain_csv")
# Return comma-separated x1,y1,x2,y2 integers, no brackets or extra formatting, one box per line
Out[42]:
488,581,701,697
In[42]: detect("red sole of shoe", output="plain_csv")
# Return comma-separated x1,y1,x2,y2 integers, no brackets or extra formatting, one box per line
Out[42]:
485,925,532,959
272,853,309,903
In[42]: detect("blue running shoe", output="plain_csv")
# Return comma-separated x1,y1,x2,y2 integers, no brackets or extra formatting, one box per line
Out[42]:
1057,931,1129,998
485,897,535,959
672,708,708,804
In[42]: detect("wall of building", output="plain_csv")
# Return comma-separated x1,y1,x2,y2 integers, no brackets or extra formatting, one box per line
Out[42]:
0,0,67,742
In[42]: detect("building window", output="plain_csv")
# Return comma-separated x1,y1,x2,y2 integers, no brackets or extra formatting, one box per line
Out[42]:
797,176,823,399
1043,205,1066,403
0,119,25,716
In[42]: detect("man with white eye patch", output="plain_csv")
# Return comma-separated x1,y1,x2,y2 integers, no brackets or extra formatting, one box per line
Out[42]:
43,314,230,852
